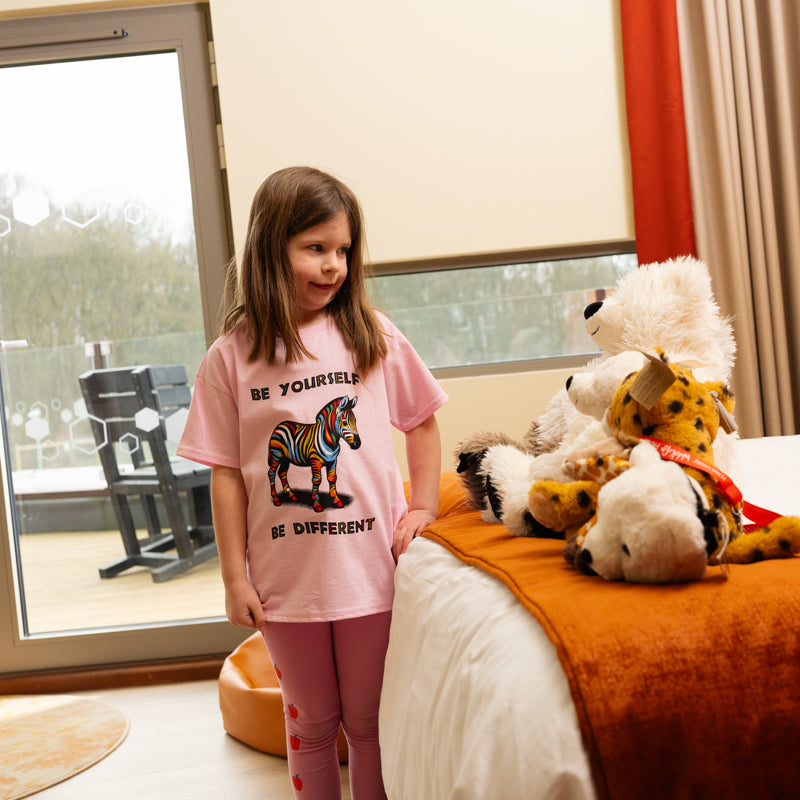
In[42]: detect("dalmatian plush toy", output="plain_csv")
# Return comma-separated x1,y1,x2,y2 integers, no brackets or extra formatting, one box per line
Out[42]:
569,440,719,583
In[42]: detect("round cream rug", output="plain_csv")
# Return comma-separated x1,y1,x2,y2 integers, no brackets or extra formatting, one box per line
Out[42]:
0,694,129,800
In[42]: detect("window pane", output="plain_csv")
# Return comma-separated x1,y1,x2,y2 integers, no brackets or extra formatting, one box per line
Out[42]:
0,53,224,634
370,253,637,369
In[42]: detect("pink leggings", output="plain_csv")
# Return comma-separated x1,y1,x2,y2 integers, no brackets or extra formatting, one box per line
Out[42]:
262,611,391,800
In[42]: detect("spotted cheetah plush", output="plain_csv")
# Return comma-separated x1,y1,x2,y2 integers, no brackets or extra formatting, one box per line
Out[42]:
548,353,800,582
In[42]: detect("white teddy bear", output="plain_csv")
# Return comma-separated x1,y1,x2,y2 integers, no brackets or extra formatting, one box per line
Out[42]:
529,256,736,456
455,256,738,538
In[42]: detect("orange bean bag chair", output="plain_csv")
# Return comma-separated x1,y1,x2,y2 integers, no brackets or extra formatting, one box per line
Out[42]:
218,631,349,762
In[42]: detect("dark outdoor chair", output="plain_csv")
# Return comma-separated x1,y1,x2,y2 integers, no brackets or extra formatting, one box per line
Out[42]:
78,364,216,583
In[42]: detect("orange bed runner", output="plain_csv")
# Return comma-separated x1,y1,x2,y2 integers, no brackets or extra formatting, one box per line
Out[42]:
422,472,800,800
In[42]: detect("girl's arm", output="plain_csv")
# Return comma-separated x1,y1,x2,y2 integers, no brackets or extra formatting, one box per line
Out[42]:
211,464,265,632
393,413,442,559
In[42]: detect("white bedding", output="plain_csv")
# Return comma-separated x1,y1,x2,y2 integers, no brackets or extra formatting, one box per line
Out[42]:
379,436,800,800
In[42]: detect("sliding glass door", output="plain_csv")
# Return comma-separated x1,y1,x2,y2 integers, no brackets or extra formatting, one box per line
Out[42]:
0,5,245,673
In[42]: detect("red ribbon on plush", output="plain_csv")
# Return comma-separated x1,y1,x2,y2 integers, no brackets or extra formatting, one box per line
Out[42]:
641,436,782,532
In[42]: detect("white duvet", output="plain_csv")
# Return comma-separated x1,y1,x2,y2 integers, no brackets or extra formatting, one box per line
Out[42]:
379,436,800,800
380,536,596,800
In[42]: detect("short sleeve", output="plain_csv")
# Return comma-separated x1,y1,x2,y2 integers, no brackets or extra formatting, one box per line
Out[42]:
379,315,448,432
176,343,241,469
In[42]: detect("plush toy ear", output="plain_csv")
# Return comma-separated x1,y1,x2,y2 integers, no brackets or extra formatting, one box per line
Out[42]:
689,480,720,558
485,473,503,520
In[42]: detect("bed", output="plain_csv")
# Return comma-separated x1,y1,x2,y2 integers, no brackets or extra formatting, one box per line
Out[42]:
379,435,800,800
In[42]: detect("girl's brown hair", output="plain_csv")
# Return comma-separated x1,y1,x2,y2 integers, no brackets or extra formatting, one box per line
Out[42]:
222,166,387,373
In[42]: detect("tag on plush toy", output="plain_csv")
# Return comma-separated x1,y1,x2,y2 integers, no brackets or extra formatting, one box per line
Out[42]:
710,390,738,434
629,351,676,408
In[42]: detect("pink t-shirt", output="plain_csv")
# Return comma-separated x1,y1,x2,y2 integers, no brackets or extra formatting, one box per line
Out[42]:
177,312,448,622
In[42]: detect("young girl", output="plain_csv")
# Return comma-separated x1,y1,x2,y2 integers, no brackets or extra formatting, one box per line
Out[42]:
177,166,447,799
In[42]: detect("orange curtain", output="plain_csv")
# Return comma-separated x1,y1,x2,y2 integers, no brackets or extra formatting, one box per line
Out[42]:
619,0,696,265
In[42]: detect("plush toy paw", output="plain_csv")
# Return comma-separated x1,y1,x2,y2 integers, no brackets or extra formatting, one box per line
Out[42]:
527,479,601,537
721,516,800,563
527,453,630,539
562,535,587,570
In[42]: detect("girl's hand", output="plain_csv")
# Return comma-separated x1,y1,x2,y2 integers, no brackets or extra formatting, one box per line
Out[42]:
392,508,437,560
396,414,442,560
224,578,266,632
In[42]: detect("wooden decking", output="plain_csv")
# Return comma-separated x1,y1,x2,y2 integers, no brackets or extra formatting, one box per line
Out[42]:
17,529,224,633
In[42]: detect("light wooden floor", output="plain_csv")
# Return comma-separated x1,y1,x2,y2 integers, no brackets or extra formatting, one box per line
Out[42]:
33,680,351,800
17,530,225,632
16,537,355,798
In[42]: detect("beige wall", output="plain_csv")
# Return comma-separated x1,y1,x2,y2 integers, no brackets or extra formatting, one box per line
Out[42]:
0,0,632,475
394,366,573,479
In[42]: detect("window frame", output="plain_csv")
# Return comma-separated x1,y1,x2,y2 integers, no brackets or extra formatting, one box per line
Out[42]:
371,238,637,379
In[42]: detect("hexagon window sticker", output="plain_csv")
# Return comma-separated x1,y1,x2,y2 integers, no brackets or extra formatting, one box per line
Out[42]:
62,202,100,229
134,407,161,433
124,203,144,225
120,432,141,455
13,190,50,227
25,415,49,443
29,400,49,419
70,413,107,456
0,214,10,237
41,439,60,462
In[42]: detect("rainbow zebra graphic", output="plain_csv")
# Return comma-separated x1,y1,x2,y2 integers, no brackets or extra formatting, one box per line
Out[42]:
268,396,361,513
